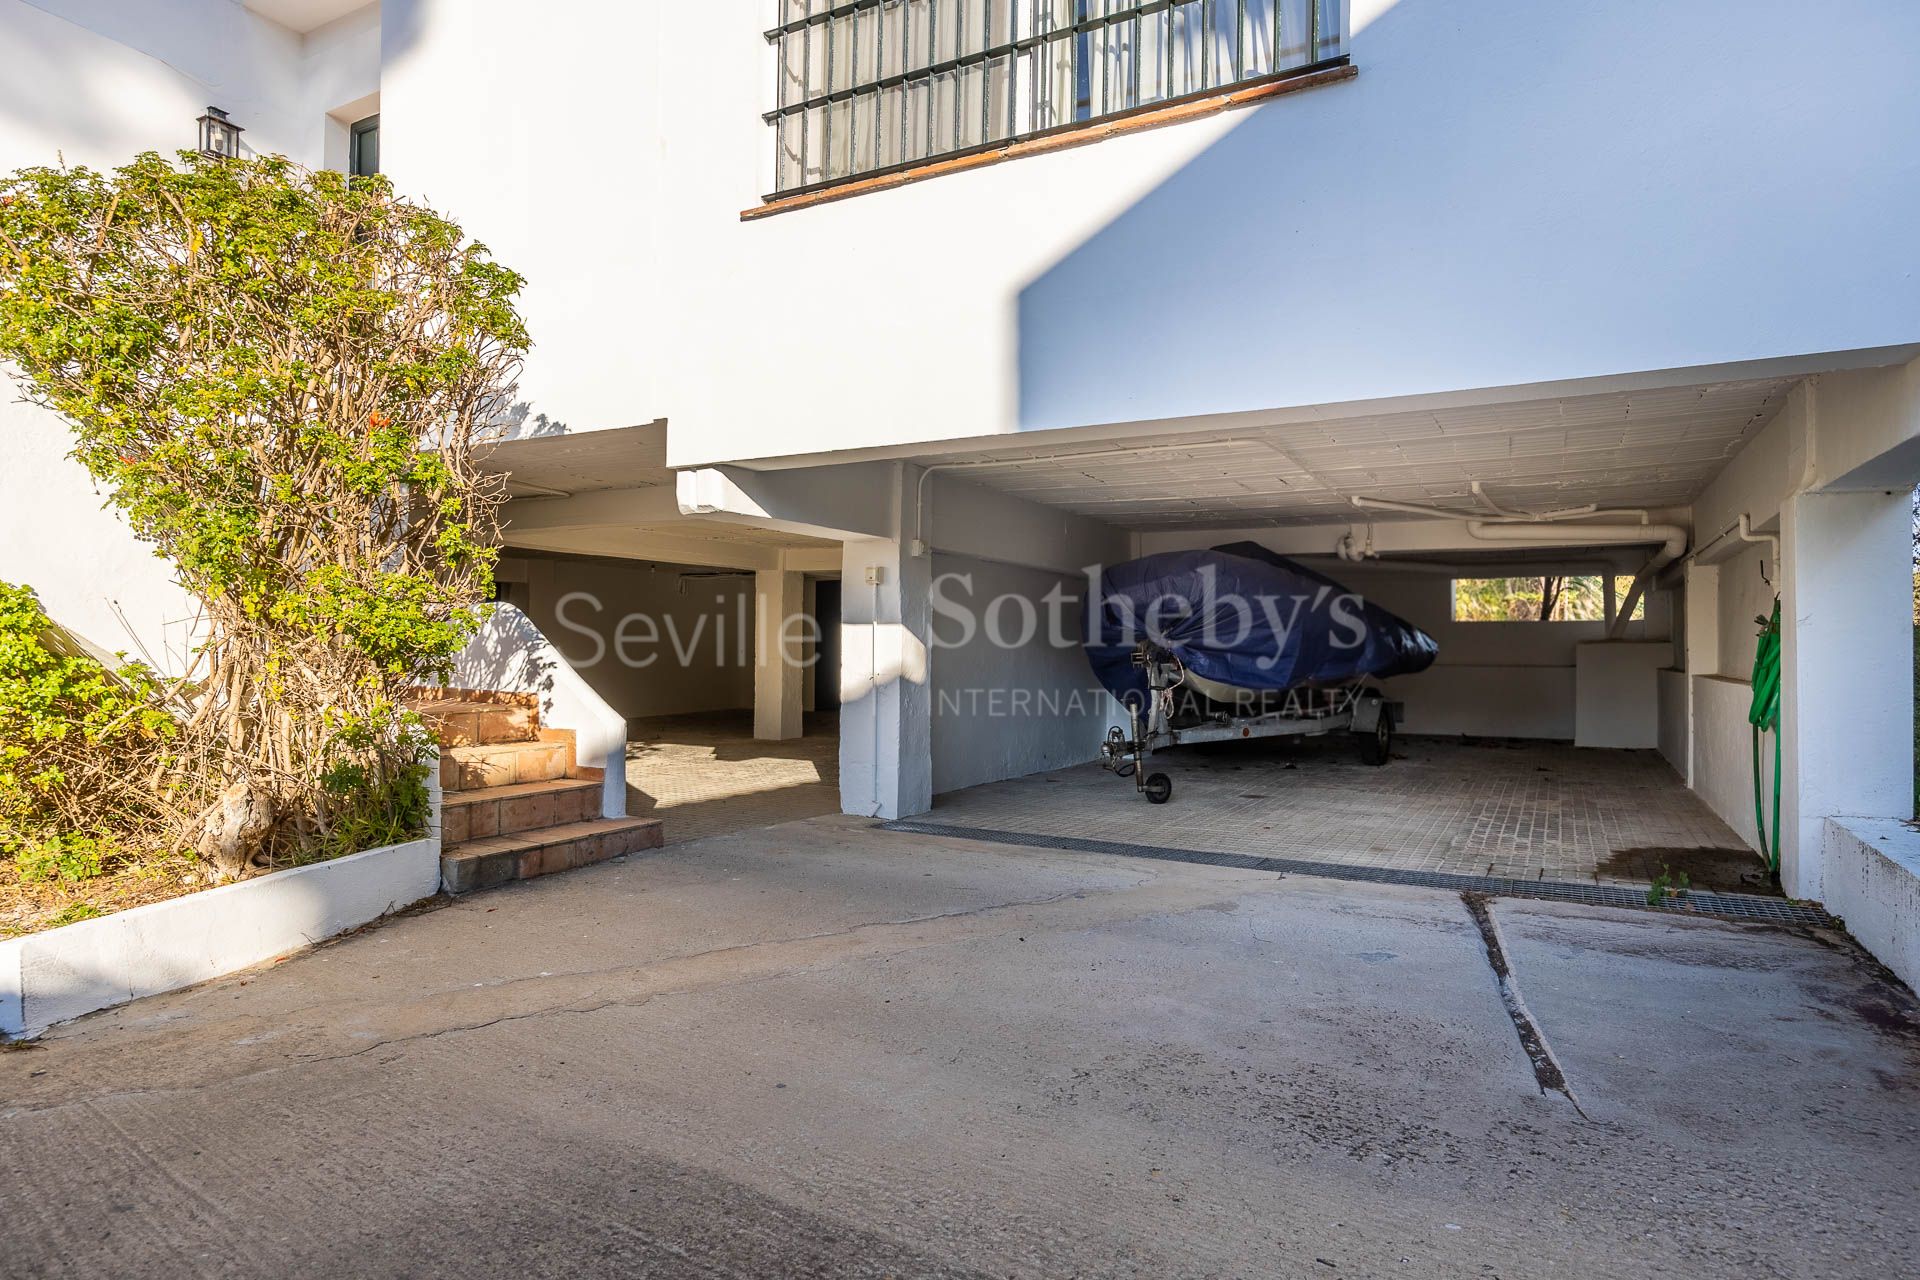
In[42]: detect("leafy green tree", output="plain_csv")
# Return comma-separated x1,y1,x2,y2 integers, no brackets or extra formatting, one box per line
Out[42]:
0,152,526,878
1452,574,1643,623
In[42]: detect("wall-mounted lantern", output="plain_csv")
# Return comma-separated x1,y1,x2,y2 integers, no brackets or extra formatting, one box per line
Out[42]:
196,107,244,159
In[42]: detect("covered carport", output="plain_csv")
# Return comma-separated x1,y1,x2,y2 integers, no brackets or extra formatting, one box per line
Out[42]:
470,423,850,844
893,377,1777,892
679,351,1920,989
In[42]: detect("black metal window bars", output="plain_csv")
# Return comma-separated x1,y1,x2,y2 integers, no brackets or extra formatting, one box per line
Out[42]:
767,0,1345,198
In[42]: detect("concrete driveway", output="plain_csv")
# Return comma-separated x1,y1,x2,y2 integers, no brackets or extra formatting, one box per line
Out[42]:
2,817,1917,1279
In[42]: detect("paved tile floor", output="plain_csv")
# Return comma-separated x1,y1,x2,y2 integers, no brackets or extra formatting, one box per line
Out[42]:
930,734,1761,888
624,710,840,845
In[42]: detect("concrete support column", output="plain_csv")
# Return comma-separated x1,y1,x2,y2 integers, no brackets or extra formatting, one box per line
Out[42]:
1780,488,1913,900
838,536,932,820
754,569,805,741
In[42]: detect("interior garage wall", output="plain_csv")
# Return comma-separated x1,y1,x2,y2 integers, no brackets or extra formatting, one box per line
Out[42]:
1690,543,1779,853
1693,674,1764,851
507,555,755,722
1685,387,1798,852
1715,545,1779,682
929,553,1123,795
1657,667,1689,778
1342,568,1671,740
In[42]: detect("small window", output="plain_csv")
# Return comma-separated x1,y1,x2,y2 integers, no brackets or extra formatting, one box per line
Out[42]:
349,114,380,177
1451,576,1646,623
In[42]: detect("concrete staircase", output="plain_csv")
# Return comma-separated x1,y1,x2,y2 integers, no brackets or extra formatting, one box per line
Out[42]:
410,689,660,894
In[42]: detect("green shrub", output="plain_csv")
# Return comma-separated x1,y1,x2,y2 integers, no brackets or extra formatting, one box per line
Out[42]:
0,581,177,875
303,707,436,865
0,152,526,878
14,834,106,883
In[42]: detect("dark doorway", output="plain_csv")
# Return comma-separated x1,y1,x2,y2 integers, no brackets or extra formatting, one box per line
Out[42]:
814,578,842,712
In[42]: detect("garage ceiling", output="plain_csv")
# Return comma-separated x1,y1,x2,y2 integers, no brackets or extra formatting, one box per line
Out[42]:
597,522,839,550
913,378,1794,528
243,0,367,34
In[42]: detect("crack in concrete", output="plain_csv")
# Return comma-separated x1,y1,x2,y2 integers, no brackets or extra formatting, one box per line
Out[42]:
1462,893,1590,1119
5,880,1245,1116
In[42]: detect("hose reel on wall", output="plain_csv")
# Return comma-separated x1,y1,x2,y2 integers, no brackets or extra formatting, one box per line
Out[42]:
1749,599,1782,875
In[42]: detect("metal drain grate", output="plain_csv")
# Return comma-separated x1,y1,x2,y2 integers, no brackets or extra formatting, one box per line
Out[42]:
879,820,1838,929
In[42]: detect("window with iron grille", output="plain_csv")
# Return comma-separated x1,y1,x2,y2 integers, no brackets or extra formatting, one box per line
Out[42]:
766,1,1346,198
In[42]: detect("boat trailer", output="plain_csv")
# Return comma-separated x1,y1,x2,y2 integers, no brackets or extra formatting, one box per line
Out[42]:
1098,644,1399,804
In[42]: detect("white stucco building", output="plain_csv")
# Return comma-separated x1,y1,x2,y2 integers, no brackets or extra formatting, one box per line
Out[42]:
5,2,1920,979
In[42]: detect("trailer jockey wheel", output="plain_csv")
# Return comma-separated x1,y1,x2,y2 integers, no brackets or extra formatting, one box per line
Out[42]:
1143,772,1173,804
1358,714,1392,767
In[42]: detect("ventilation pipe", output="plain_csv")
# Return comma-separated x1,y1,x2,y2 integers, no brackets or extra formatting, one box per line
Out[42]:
1351,494,1652,525
1735,513,1780,577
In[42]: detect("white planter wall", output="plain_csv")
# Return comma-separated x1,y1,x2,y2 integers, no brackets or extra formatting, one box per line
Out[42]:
1,835,439,1039
1822,818,1920,994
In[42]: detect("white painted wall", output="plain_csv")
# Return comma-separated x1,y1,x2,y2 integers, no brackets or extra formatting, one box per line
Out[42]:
840,534,932,820
377,0,662,439
929,553,1124,796
1714,545,1778,684
1780,488,1913,901
508,555,756,723
1822,818,1920,993
304,3,382,166
350,2,1920,464
1276,561,1670,742
1574,643,1670,750
0,833,437,1038
1685,360,1920,888
925,470,1133,578
446,603,628,819
1688,395,1791,852
0,0,378,668
1693,674,1764,854
648,0,1920,466
1656,667,1688,781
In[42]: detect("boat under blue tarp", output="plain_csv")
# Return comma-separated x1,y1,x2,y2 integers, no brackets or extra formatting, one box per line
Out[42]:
1085,542,1438,710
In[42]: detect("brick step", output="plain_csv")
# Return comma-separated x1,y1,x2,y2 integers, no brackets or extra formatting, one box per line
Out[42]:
409,697,540,748
441,817,664,894
440,730,576,792
443,777,603,844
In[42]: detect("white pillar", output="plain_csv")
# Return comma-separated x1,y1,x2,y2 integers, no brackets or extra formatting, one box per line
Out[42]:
838,537,932,820
1780,488,1913,900
754,569,805,741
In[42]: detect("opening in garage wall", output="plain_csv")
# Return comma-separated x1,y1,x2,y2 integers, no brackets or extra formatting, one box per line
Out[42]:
498,553,755,721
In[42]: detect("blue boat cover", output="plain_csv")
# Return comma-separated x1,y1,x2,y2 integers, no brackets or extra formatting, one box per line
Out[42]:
1085,542,1438,709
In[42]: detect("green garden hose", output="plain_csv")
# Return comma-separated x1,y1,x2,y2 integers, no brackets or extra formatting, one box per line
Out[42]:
1749,600,1782,872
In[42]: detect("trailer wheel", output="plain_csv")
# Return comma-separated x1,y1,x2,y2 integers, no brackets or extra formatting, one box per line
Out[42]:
1143,772,1173,804
1358,715,1392,766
